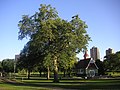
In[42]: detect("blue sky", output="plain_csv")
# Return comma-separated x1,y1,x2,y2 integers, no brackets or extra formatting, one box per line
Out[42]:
0,0,120,61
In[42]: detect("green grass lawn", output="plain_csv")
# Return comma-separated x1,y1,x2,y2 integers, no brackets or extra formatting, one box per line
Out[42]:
0,78,120,90
0,78,48,90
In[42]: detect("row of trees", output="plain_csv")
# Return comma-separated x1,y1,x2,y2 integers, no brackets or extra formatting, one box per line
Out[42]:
95,51,120,75
16,4,120,81
17,4,91,82
104,51,120,72
0,51,119,78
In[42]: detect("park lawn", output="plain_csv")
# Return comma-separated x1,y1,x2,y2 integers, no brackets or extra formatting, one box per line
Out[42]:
0,78,120,90
0,79,49,90
0,83,48,90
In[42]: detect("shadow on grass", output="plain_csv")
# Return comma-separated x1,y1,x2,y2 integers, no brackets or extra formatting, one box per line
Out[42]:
1,78,120,90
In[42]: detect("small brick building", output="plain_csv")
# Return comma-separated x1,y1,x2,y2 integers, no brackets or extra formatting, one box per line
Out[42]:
76,51,98,77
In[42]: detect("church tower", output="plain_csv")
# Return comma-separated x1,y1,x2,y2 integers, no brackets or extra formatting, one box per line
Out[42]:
83,50,89,59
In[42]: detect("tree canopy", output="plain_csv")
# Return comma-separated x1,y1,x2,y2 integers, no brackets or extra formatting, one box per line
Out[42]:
1,59,14,73
18,4,91,82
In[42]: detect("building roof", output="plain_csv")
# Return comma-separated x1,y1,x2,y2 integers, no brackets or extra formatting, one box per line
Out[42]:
76,58,91,68
76,58,98,69
86,60,98,69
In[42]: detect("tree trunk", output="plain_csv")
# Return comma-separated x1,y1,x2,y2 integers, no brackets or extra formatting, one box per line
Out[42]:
53,56,59,82
47,67,50,79
68,72,71,77
43,72,46,77
63,69,66,77
27,69,30,79
68,68,71,77
39,71,42,77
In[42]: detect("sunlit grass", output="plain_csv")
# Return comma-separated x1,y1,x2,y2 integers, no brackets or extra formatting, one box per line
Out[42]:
0,79,49,90
0,77,120,90
107,72,120,76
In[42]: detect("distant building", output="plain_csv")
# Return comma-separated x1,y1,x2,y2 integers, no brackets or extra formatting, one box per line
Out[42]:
15,55,20,61
106,48,114,56
90,46,100,60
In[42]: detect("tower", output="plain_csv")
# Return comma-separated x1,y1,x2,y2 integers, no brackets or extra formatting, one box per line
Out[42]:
83,50,89,59
106,48,114,56
90,46,100,60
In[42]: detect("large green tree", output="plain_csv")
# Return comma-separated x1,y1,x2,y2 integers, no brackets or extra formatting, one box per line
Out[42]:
18,4,91,82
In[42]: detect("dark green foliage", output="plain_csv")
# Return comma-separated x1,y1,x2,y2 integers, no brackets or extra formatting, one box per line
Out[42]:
95,59,105,75
0,61,3,72
17,41,45,79
1,59,14,73
103,51,120,71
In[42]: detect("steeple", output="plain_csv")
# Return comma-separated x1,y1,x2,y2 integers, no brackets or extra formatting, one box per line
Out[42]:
84,50,89,60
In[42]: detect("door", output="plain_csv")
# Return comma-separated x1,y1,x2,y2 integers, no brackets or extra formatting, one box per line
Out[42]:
89,70,95,77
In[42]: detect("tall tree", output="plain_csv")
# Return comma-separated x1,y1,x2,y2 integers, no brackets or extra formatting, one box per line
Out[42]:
18,4,91,82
